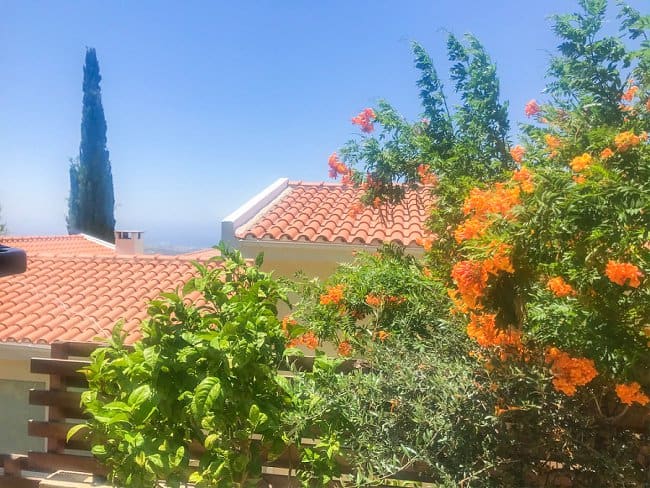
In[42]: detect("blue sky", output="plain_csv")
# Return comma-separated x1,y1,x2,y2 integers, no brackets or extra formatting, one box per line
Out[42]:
0,1,643,249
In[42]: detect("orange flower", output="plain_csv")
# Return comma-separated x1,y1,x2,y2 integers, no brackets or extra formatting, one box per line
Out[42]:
544,134,562,151
547,277,576,297
572,174,586,184
483,242,514,275
524,99,540,117
348,202,364,219
616,382,649,406
320,284,346,305
328,152,350,179
614,131,641,152
454,217,489,243
351,108,376,133
417,163,438,186
646,99,650,111
289,331,319,350
512,166,534,193
569,153,593,172
462,183,521,219
338,341,353,357
605,260,643,288
281,315,298,336
466,313,523,350
510,145,525,163
545,347,598,396
376,330,389,341
621,85,639,102
365,293,383,307
451,260,489,309
416,234,438,251
600,147,614,159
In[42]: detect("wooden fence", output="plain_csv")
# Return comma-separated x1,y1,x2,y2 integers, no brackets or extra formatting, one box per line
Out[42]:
0,341,433,487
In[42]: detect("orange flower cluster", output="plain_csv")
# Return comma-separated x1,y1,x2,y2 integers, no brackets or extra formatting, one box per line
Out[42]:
524,99,540,117
616,382,649,406
415,234,438,251
512,166,534,193
454,218,490,243
281,315,298,336
328,152,350,180
376,330,390,341
417,163,438,185
451,260,489,309
320,284,346,305
351,108,376,133
605,260,643,288
544,134,562,158
614,131,642,152
621,85,639,102
547,276,576,298
337,341,353,357
600,147,614,159
569,153,593,172
348,201,364,219
545,347,598,396
510,145,525,163
365,293,382,307
466,313,523,351
289,331,319,350
455,183,521,243
451,244,514,310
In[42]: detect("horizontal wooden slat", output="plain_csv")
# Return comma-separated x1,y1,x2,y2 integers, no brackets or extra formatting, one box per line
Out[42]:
29,390,81,409
52,341,105,359
28,421,89,451
27,452,107,477
0,476,40,488
30,358,89,387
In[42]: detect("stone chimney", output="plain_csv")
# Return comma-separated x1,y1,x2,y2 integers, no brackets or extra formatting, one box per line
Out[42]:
114,230,144,255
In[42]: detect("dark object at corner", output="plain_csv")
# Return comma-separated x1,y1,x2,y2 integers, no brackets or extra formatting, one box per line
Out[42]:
0,245,27,277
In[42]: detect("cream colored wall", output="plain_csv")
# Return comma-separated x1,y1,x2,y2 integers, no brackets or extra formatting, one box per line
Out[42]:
239,240,424,280
0,346,49,454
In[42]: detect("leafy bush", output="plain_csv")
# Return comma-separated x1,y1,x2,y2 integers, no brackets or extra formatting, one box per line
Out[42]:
76,248,291,487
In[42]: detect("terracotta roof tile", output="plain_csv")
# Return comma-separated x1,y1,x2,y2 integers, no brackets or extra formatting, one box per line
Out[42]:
235,182,434,247
0,243,222,345
1,234,115,256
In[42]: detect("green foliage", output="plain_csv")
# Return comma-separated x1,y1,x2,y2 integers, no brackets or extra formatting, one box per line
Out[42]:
338,31,513,209
67,47,115,243
80,246,291,487
291,245,463,352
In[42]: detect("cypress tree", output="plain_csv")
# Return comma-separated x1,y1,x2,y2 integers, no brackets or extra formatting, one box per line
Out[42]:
67,47,115,242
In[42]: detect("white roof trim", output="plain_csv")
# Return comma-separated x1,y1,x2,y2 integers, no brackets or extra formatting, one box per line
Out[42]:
81,233,116,250
221,178,289,246
0,342,51,360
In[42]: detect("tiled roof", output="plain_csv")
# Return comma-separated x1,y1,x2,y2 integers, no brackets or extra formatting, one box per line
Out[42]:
0,250,217,345
0,235,114,256
235,182,434,247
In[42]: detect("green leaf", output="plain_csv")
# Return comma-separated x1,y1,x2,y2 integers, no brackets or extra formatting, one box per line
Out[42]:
65,423,89,442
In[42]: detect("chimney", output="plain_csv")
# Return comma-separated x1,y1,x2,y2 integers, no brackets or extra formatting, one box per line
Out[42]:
114,230,144,255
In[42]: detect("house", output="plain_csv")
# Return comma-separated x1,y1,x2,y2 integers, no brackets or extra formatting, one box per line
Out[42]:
0,233,219,454
221,178,434,278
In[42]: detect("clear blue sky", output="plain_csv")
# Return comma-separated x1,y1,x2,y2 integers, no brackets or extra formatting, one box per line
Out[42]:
0,1,643,249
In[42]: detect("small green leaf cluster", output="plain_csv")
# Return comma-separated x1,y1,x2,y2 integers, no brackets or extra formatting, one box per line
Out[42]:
79,246,291,487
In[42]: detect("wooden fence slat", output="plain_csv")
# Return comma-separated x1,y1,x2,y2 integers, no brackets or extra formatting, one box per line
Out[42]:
27,452,107,477
31,358,89,382
0,476,41,488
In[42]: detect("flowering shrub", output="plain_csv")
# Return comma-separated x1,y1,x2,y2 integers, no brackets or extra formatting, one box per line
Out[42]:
307,0,650,484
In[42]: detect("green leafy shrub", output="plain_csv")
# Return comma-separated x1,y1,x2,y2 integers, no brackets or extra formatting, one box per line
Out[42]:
76,248,292,487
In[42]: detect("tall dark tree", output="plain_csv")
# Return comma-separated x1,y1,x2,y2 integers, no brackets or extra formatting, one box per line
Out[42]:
67,48,115,242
